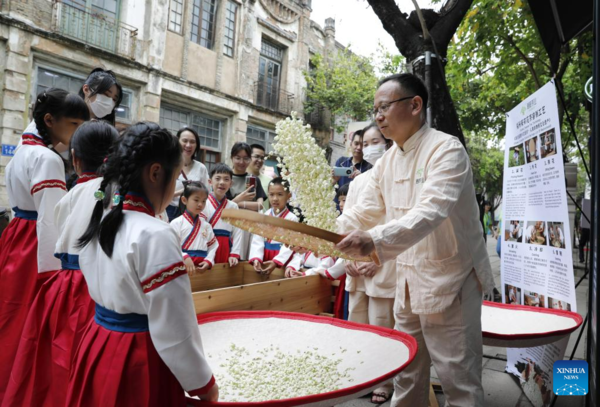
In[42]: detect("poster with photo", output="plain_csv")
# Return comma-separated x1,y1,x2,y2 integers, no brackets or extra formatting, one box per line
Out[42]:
500,81,577,407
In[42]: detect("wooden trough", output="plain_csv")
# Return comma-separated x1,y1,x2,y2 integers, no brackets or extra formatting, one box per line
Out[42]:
189,262,334,315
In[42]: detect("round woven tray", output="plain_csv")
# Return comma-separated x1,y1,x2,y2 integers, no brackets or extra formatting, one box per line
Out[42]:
222,209,381,265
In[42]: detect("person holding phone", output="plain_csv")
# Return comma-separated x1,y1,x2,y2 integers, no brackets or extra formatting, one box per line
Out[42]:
227,142,267,260
332,130,373,190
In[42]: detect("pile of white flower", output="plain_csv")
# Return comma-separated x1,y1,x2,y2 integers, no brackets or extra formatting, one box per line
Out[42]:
213,343,355,402
272,112,339,232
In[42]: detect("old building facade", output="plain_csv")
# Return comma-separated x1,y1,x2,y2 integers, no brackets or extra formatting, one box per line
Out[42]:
0,0,348,208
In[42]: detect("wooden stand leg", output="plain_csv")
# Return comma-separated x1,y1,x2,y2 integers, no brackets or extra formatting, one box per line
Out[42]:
428,383,439,407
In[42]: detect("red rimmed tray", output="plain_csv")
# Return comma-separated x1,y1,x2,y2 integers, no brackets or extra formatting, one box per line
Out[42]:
482,301,583,348
187,311,417,406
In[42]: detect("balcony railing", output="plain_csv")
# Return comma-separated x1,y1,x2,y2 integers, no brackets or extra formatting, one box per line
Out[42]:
254,81,295,115
53,1,137,59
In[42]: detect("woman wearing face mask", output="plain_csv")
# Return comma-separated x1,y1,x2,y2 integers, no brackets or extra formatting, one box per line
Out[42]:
319,123,395,405
78,68,123,125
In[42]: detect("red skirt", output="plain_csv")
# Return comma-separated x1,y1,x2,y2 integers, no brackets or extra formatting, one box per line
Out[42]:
214,235,232,264
0,217,54,400
2,269,95,407
66,321,187,407
333,275,347,319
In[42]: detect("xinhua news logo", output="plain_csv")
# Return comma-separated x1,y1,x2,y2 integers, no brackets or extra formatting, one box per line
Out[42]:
553,360,588,396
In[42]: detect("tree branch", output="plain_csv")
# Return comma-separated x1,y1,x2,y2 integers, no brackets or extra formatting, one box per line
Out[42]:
502,34,542,89
430,0,474,48
365,0,418,57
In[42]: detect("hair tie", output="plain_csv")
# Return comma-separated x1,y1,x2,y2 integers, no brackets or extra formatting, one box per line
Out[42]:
103,157,108,163
94,190,105,201
113,192,122,205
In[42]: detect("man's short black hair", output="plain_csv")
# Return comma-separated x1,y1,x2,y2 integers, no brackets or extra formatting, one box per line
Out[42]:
250,144,265,153
379,73,429,113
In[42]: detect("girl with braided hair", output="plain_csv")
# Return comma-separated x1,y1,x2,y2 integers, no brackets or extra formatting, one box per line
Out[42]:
67,123,218,405
3,121,118,407
78,67,123,125
0,88,89,401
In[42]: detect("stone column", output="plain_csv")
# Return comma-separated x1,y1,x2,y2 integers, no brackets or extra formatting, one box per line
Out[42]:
0,26,33,208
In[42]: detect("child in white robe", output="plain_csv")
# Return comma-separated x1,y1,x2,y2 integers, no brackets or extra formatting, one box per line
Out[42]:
67,123,217,405
249,177,298,277
203,163,242,266
0,89,89,399
170,181,218,271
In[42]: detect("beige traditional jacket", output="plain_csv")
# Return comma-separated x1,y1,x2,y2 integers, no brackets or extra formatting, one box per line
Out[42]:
337,124,495,314
344,171,396,298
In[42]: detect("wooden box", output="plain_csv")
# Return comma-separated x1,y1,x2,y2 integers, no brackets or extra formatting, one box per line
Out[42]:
190,262,334,315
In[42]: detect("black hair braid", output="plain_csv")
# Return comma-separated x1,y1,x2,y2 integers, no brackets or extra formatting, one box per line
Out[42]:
79,122,181,257
77,174,114,249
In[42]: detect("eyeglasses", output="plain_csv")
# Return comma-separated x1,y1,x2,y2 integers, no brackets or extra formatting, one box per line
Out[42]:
251,155,265,161
371,96,415,118
233,156,251,163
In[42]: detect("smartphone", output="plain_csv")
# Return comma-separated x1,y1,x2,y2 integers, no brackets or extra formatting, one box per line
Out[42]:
245,175,257,191
333,167,353,177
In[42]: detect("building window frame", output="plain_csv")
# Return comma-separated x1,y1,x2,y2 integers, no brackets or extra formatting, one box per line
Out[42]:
168,0,184,34
246,124,277,153
223,1,238,58
34,65,135,123
191,0,218,50
159,104,224,172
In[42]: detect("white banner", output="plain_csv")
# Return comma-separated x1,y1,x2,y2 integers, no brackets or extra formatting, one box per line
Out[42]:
500,81,577,407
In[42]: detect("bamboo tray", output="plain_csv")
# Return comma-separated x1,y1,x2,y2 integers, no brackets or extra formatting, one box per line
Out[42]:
222,209,380,265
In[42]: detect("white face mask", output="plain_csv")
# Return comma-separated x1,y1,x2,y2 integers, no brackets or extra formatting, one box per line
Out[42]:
362,144,386,164
89,93,115,119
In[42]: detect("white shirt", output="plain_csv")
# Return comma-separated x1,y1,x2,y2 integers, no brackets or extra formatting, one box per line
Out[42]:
170,160,209,207
54,176,103,263
79,204,213,393
202,194,242,258
170,211,219,267
6,121,66,273
337,124,494,314
249,208,298,268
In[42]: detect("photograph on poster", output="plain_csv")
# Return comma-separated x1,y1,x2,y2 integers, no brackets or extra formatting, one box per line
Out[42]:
548,297,571,311
505,220,524,242
524,135,539,163
524,290,546,307
548,221,566,248
515,359,552,406
509,145,525,167
524,221,548,245
540,128,557,158
505,284,522,305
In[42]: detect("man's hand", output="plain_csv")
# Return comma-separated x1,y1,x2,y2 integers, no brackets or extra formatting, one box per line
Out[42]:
349,169,361,179
335,230,375,258
184,257,196,276
358,262,379,278
228,257,239,267
344,261,361,277
261,261,277,275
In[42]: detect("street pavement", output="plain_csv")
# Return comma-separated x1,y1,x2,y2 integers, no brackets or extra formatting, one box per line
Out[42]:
337,237,589,407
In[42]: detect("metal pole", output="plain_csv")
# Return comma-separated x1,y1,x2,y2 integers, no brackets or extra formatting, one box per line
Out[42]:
425,51,432,125
587,0,599,405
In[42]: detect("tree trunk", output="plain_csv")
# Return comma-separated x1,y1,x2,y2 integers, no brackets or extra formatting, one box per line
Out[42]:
366,0,474,147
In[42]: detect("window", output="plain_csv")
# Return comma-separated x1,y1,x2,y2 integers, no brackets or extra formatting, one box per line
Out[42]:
246,125,276,153
257,39,284,110
115,90,133,122
223,1,238,57
36,67,134,122
160,104,223,171
191,0,217,49
168,0,184,33
37,67,84,96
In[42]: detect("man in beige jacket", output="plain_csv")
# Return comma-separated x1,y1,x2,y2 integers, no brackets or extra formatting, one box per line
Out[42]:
336,73,495,407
